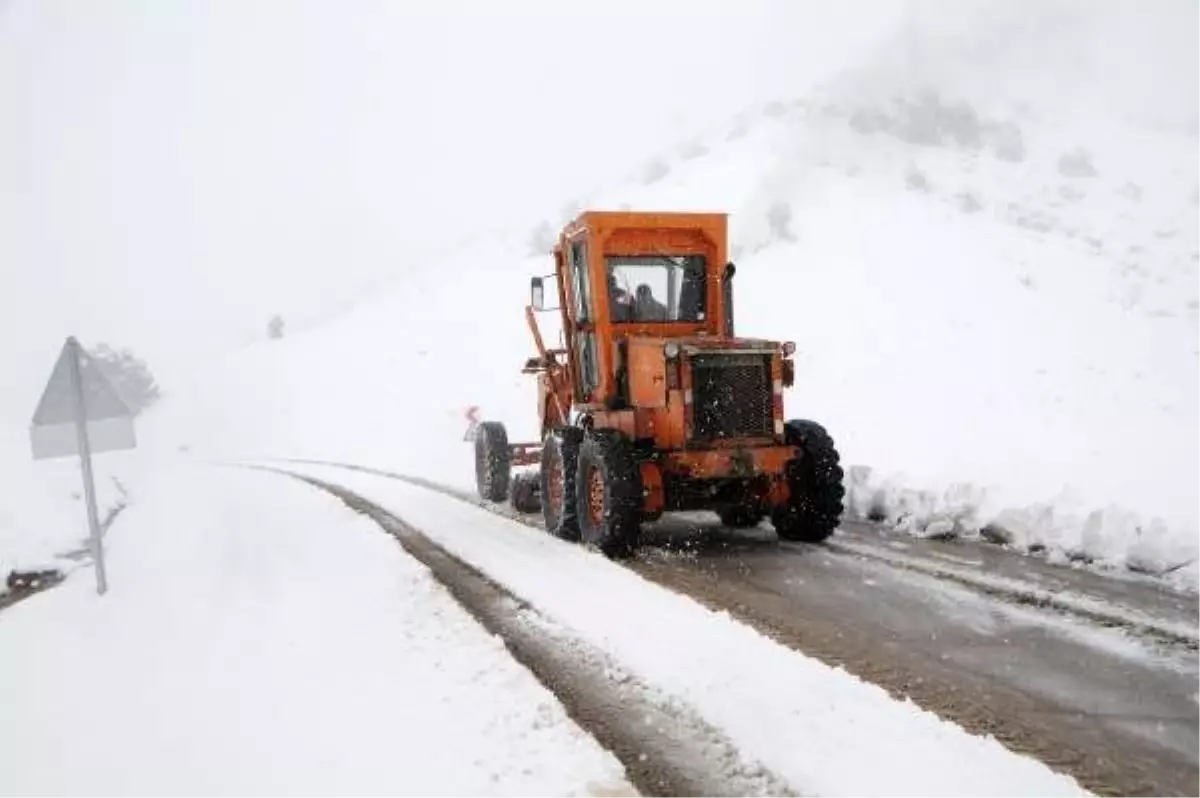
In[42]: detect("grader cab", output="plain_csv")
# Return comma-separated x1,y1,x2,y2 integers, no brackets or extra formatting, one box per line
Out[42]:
473,210,845,556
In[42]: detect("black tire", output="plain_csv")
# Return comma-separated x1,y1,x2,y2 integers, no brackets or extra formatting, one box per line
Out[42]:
540,428,583,540
575,430,642,558
510,470,541,514
771,420,845,543
718,506,765,528
474,421,511,502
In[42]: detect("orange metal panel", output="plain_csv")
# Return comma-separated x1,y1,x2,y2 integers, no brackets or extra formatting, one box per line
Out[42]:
633,408,657,440
766,476,791,506
627,339,667,408
661,445,796,480
661,390,687,449
639,461,665,515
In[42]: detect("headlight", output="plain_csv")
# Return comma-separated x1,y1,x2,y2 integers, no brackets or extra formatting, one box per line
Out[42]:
782,341,796,356
664,341,680,358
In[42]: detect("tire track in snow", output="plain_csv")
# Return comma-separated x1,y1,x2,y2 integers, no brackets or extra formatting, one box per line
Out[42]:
251,465,795,798
815,538,1198,649
265,458,1197,797
272,457,1196,649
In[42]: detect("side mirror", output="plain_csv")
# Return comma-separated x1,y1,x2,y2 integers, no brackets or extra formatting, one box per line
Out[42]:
723,261,736,281
531,276,545,311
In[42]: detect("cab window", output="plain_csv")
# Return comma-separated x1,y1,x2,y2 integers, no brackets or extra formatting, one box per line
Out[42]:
606,255,706,323
569,240,593,322
567,239,599,397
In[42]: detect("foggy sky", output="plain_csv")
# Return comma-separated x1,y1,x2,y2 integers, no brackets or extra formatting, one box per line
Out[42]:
2,1,1196,423
0,0,907,420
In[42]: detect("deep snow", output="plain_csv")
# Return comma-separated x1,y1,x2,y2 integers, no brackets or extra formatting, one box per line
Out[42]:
0,464,631,795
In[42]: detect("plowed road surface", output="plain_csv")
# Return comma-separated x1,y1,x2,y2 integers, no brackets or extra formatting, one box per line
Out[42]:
276,460,1199,797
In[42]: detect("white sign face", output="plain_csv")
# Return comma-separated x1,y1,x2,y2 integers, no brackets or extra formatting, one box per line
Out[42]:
31,416,136,460
29,341,136,460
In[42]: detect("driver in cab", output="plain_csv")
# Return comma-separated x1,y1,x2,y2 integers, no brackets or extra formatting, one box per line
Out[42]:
609,274,667,322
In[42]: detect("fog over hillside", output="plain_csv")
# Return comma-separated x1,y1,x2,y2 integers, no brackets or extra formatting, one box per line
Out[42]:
0,0,903,421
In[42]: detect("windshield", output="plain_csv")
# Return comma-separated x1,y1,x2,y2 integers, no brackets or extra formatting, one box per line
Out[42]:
606,255,707,323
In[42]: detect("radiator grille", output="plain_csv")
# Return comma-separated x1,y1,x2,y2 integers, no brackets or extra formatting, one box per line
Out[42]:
690,353,773,441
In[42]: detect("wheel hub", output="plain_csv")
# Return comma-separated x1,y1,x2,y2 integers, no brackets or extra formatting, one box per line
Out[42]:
587,468,605,527
547,458,564,516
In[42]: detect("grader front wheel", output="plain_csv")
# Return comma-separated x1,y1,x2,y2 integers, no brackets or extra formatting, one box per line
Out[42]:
771,420,845,543
575,430,642,558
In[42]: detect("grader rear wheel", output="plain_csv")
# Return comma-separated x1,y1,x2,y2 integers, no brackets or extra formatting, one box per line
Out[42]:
540,428,583,540
474,421,511,503
510,470,541,514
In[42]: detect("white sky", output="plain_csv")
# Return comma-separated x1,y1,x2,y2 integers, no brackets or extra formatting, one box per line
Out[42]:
2,1,1194,423
0,0,906,421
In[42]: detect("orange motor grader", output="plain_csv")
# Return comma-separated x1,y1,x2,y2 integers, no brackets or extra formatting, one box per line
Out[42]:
473,210,845,556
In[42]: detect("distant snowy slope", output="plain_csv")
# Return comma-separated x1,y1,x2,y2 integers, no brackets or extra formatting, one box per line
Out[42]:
571,96,1197,567
121,2,1200,585
537,0,1198,578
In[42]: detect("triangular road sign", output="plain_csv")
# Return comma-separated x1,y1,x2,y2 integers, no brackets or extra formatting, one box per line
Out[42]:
30,338,136,461
32,340,131,425
27,336,121,594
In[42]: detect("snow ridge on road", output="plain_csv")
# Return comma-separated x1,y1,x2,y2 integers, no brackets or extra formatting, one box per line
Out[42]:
274,458,1200,795
264,466,792,797
276,460,1089,798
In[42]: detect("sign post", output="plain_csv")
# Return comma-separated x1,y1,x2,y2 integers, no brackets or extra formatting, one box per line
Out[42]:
67,338,108,595
30,337,136,595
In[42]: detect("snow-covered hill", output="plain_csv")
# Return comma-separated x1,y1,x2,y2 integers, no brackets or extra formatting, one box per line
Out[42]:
2,0,1195,590
564,99,1197,577
129,77,1198,579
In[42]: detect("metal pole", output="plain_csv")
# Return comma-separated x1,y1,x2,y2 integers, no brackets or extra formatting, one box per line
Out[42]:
67,337,107,595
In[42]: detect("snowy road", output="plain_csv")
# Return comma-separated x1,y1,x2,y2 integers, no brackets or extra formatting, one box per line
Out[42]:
633,520,1199,797
0,466,631,795
279,460,1198,797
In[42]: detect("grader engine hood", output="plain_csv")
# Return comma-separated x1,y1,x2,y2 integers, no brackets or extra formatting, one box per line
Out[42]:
623,335,793,443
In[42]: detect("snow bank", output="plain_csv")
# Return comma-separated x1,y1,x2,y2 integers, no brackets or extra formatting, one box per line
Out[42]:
0,465,630,795
844,466,1200,590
